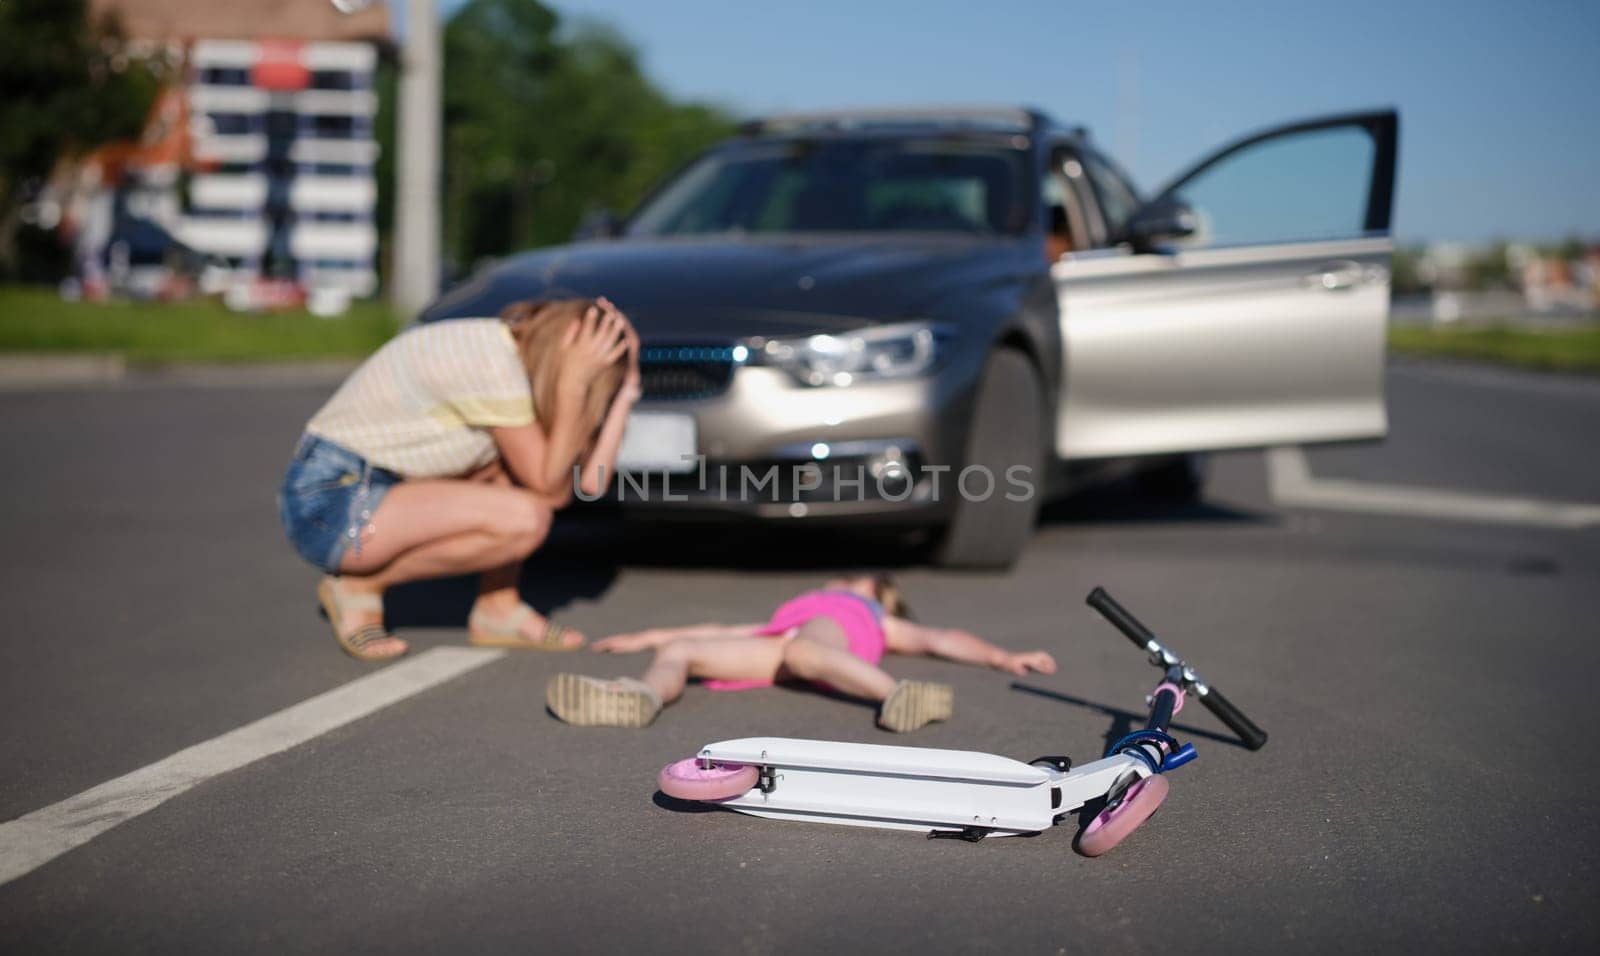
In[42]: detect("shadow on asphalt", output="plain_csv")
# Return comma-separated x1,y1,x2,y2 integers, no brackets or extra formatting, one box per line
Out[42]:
550,518,925,571
651,791,723,814
564,477,1266,570
1038,476,1269,528
1009,682,1253,751
382,480,1268,629
383,558,620,629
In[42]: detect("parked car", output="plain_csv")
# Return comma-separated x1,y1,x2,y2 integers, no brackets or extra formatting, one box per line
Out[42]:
421,106,1399,568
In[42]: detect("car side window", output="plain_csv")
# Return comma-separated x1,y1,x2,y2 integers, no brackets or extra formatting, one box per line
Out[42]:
1081,151,1141,242
1166,125,1377,247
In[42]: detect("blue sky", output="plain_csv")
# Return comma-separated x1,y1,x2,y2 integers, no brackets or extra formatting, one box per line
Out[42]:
427,0,1600,244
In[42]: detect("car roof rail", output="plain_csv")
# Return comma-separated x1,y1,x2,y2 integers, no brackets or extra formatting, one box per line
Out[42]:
739,105,1058,137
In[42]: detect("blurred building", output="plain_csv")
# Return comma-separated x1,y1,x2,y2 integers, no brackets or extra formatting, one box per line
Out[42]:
185,37,381,298
1391,240,1598,326
64,0,390,304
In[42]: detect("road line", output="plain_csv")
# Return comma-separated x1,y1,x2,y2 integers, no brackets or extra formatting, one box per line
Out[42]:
1266,446,1600,530
0,646,505,887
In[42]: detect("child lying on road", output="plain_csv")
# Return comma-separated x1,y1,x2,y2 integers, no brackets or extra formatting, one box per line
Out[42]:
546,575,1056,732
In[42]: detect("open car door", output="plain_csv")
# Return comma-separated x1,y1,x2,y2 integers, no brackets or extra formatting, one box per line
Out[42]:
1053,111,1398,459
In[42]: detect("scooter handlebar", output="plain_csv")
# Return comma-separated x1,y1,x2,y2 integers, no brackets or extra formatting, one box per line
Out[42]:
1086,586,1270,751
1196,684,1269,751
1085,587,1158,652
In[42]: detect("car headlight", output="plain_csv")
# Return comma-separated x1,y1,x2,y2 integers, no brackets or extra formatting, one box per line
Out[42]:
754,321,949,387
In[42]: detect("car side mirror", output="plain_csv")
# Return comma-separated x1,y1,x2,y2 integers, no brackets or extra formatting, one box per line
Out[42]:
573,209,622,241
1124,195,1198,249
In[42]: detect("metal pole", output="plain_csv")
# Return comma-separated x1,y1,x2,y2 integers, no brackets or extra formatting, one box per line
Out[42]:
391,0,442,318
1114,49,1140,176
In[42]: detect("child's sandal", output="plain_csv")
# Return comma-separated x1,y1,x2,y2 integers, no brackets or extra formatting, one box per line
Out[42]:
546,674,662,727
877,680,954,733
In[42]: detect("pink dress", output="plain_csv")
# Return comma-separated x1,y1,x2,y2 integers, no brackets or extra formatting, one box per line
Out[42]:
703,590,888,691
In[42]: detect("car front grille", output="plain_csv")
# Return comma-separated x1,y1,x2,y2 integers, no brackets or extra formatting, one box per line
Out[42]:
639,345,738,401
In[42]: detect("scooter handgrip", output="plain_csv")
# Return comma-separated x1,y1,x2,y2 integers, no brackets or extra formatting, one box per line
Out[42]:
1085,587,1160,651
1198,685,1269,750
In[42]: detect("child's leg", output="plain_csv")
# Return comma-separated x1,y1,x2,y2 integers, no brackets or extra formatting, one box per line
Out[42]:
781,618,951,733
548,636,786,728
779,619,898,701
641,636,789,704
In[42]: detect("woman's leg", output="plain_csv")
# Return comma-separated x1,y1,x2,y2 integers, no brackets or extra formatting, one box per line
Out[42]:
339,479,550,579
475,561,521,607
458,463,583,647
324,480,552,653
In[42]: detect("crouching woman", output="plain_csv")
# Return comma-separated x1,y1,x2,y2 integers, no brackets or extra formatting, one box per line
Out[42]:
277,298,638,661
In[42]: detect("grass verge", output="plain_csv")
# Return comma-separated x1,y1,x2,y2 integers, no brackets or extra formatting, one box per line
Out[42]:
6,284,1596,376
1388,321,1600,375
0,285,399,363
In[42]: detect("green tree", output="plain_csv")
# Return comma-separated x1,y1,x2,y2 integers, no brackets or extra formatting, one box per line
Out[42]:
0,0,164,276
1555,234,1586,262
1390,244,1428,296
1464,241,1511,290
439,0,733,273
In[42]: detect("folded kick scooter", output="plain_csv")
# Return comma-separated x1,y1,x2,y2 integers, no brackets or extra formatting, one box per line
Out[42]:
656,587,1268,854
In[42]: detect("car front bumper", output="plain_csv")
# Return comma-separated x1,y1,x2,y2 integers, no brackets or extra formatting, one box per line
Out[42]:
595,365,973,525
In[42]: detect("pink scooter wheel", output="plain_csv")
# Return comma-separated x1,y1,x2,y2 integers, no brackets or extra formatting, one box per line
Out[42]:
658,757,759,802
1077,774,1170,857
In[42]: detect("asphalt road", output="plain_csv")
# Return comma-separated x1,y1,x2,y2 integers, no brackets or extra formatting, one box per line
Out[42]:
1,359,1597,954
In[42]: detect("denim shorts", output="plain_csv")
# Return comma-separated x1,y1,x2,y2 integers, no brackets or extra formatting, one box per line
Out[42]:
278,434,401,573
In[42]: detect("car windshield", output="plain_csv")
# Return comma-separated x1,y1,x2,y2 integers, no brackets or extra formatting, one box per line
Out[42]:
626,137,1032,238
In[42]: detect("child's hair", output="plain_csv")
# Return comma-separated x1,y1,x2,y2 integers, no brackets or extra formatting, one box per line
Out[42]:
872,572,913,621
499,298,627,440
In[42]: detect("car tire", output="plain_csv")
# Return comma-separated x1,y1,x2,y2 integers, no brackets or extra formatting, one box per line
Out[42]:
1137,453,1208,501
933,348,1045,570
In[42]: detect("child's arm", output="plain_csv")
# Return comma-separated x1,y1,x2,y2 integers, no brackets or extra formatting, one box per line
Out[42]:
591,622,763,654
883,618,1057,676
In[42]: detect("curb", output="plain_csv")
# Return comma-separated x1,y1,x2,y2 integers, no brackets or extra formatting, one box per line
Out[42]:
0,354,126,391
0,354,358,392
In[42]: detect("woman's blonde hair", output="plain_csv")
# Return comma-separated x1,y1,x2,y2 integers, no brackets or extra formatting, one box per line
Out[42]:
499,298,628,441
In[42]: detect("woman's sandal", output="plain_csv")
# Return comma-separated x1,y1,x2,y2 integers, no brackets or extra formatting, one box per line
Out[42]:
317,577,408,662
468,603,584,651
877,680,954,733
546,674,662,727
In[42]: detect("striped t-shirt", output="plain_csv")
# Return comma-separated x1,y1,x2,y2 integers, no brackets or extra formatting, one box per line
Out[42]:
305,319,535,478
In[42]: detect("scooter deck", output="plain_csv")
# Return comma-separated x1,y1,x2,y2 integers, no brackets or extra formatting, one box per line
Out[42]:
702,737,1053,785
700,737,1064,835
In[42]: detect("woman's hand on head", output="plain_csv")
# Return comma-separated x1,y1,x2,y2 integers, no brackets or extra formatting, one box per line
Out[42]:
599,297,643,403
557,302,630,393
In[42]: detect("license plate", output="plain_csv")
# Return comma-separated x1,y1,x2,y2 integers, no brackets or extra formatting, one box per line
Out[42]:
617,412,698,473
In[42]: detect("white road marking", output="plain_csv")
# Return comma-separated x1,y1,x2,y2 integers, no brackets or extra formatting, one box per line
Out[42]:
1266,446,1600,530
0,646,505,887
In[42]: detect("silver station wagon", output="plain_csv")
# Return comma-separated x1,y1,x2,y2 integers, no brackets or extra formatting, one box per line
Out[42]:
422,106,1399,568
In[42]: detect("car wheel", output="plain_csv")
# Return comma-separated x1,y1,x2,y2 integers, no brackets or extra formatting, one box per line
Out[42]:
933,348,1045,570
1137,453,1208,501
